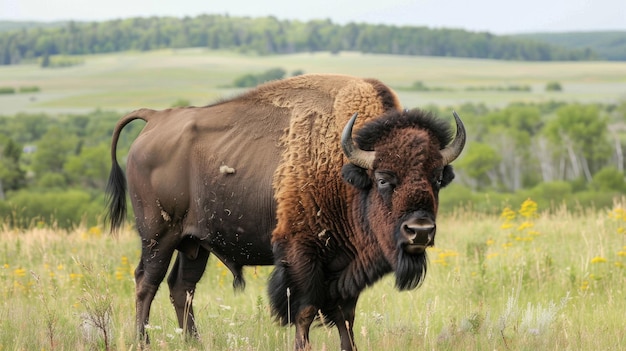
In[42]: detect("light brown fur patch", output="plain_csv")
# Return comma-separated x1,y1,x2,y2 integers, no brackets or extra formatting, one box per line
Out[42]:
270,74,402,242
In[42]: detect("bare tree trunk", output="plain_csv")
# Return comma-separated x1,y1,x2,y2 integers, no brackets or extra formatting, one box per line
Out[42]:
580,156,593,183
536,137,556,182
564,138,581,180
559,155,567,181
513,154,523,191
613,133,624,172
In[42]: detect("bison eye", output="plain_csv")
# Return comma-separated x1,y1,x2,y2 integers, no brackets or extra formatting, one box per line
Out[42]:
435,165,455,189
374,171,396,192
435,172,443,188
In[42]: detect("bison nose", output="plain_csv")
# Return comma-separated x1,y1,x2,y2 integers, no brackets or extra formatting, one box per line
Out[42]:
401,217,436,247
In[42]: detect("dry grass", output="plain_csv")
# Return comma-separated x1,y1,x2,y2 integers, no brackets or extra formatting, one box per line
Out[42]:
1,199,625,350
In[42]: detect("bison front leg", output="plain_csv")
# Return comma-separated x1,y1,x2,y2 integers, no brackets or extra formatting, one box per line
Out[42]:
167,247,210,339
294,305,317,351
334,298,358,351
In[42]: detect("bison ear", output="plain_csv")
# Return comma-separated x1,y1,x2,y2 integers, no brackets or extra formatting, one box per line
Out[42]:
440,165,455,188
342,164,372,190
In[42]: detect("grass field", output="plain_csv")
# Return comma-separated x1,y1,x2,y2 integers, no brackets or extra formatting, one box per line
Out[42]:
1,49,625,115
1,50,626,350
2,199,625,350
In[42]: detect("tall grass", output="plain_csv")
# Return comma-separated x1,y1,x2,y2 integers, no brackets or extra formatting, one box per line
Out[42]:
1,199,625,350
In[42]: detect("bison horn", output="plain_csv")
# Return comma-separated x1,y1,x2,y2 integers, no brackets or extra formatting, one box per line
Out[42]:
440,111,466,165
341,113,375,169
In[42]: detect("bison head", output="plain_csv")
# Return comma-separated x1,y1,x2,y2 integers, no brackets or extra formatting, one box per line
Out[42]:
341,109,465,290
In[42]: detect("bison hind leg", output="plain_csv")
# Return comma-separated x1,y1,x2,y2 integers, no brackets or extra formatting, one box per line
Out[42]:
167,247,210,338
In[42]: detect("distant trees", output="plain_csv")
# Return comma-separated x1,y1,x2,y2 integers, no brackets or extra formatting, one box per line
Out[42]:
0,110,144,227
543,104,611,182
0,137,26,199
452,102,624,194
0,15,599,66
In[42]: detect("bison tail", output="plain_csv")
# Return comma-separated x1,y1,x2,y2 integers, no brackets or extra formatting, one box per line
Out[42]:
268,264,294,326
105,109,154,233
105,161,127,233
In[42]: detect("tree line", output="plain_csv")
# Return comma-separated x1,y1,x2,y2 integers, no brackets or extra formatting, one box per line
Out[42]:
0,15,599,65
0,98,625,228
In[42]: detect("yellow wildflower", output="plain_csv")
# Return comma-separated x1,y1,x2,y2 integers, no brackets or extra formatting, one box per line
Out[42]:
486,239,495,246
517,221,534,231
590,256,607,264
432,258,448,266
3,263,9,269
609,208,626,221
519,198,538,219
438,249,459,259
486,252,500,259
500,207,516,221
13,268,26,277
515,236,533,242
580,281,589,291
89,226,102,236
500,222,514,230
617,251,626,257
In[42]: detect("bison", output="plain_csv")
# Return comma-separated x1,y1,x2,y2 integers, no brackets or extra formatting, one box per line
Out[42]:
106,73,465,350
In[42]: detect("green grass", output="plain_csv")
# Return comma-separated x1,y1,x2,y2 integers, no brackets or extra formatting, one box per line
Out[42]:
1,49,625,115
2,199,625,350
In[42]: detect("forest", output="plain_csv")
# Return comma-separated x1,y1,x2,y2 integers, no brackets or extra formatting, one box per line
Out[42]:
0,14,601,65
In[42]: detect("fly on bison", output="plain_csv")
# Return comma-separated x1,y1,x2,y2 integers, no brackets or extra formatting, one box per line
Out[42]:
106,73,465,350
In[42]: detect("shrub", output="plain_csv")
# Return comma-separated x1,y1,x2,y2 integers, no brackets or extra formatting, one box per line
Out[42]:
41,55,84,69
233,73,259,88
592,167,625,191
0,87,16,95
5,189,103,228
18,86,40,93
170,99,191,107
411,81,429,91
546,81,562,91
232,67,287,87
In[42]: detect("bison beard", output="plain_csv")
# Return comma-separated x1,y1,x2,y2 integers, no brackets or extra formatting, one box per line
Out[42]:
395,249,428,290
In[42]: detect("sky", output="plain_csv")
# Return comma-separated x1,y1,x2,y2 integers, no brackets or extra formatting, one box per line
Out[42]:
2,0,625,34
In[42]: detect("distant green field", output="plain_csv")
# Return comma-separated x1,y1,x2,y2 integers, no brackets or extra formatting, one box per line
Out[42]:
1,49,625,115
